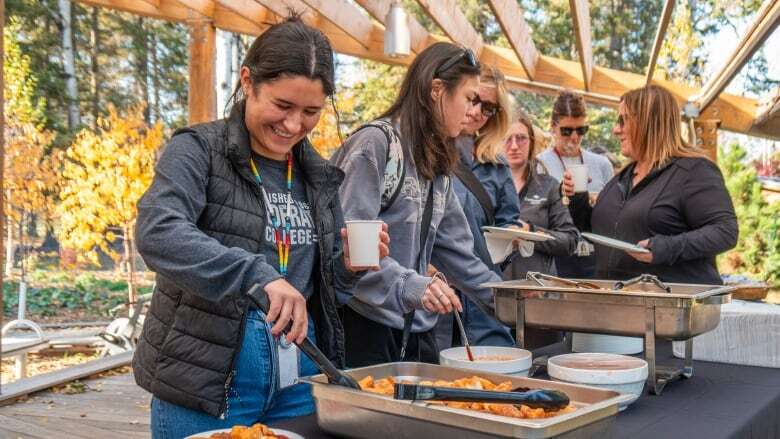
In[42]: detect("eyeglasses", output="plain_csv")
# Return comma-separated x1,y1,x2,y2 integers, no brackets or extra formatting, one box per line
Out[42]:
504,134,530,146
435,48,479,77
558,126,589,137
616,114,627,128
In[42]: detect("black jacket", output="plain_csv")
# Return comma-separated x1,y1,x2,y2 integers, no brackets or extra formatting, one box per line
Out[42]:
504,170,578,278
590,157,738,284
132,103,357,417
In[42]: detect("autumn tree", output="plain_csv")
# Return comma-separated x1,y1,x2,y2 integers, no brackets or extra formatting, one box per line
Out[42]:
57,105,163,302
3,19,59,276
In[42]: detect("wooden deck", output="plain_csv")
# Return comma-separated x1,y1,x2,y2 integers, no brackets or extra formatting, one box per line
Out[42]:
0,372,152,439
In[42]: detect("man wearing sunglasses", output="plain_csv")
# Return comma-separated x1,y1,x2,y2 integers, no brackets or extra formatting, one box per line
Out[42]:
535,91,614,279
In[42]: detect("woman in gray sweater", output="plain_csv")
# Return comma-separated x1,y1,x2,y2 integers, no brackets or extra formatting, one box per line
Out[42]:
331,42,504,366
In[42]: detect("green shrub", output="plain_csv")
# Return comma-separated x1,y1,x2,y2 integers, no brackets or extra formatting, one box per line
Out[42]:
720,144,780,286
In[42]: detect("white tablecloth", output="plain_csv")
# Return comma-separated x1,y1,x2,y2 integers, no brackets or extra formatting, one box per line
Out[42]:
673,300,780,368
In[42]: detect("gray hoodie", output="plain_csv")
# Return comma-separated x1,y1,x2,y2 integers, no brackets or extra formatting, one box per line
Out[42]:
330,124,502,332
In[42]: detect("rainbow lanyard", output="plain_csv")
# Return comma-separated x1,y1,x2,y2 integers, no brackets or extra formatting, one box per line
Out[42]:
250,153,293,276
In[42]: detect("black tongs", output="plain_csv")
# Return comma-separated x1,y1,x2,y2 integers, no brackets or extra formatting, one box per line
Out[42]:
393,383,570,411
247,284,361,390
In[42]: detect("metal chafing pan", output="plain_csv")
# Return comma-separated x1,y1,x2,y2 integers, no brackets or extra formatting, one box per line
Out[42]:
302,362,632,439
485,273,734,395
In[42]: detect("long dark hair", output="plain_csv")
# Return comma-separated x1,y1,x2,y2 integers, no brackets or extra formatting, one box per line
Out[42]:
380,42,481,180
227,15,336,112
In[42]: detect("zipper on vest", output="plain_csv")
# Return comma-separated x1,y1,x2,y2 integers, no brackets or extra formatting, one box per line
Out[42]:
219,306,249,419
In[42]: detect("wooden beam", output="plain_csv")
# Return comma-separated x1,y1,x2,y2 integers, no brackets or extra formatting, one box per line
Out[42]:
353,0,433,53
569,0,593,90
299,0,375,50
694,0,780,112
755,89,780,126
188,18,217,124
139,0,160,7
254,0,320,26
173,0,215,17
414,0,483,55
486,0,539,79
646,0,675,84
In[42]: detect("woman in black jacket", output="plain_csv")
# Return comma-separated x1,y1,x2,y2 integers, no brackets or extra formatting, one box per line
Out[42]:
133,17,388,438
562,84,737,284
503,111,577,279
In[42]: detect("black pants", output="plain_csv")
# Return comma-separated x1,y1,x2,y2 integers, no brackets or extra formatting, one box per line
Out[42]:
341,306,439,368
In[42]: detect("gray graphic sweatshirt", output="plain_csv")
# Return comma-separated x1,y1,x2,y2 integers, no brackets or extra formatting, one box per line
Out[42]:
330,124,502,332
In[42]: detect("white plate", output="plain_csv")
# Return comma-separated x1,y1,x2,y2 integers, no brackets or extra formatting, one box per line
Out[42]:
481,226,554,242
186,428,304,439
581,232,649,253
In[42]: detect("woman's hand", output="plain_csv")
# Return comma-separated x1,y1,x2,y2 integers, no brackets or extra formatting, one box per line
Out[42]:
627,239,654,263
341,222,390,272
421,277,462,314
264,278,308,344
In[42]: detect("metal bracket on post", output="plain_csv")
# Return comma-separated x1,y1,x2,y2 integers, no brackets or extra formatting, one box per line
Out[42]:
515,292,526,349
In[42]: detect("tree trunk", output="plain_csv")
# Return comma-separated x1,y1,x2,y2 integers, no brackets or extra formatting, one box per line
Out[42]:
59,0,80,130
123,223,137,304
151,32,161,122
135,17,150,124
90,7,100,126
5,213,13,277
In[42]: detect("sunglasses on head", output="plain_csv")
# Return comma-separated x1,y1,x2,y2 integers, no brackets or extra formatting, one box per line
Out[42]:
558,125,589,137
435,48,479,77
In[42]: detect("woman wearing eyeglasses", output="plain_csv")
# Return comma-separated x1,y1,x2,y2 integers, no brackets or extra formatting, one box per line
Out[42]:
563,84,737,284
536,90,614,279
432,65,520,349
331,43,506,366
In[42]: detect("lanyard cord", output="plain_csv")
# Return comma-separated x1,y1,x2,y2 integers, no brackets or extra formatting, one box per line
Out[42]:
250,153,293,276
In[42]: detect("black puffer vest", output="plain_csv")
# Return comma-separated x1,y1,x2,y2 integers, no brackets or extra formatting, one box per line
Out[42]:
133,104,348,417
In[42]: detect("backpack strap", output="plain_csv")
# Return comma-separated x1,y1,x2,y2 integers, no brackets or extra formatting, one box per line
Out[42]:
453,161,496,226
349,120,406,213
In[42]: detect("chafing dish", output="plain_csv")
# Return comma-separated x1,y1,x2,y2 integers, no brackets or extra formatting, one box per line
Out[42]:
302,362,632,438
486,273,734,395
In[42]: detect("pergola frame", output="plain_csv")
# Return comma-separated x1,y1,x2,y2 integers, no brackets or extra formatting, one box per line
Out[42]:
67,0,780,141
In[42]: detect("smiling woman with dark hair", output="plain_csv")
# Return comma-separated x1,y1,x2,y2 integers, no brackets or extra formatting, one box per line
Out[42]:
132,16,389,438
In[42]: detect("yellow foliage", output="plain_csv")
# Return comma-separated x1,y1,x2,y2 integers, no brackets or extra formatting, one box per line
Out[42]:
309,93,356,159
57,105,163,264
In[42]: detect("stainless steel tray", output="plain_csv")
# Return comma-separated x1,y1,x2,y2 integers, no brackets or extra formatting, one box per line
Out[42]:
485,275,734,394
302,362,632,439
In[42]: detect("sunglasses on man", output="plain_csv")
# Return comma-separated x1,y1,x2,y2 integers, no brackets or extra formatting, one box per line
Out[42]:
558,125,589,137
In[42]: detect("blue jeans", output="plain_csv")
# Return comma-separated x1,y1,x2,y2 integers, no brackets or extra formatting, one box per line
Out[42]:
150,310,319,439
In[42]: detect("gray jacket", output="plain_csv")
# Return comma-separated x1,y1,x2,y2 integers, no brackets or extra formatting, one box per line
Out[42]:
330,124,502,332
505,169,578,278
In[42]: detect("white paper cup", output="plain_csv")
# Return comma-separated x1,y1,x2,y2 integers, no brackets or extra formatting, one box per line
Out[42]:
345,220,383,267
568,164,589,193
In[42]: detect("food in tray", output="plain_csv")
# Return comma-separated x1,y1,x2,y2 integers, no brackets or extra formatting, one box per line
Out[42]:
191,423,290,439
358,375,575,419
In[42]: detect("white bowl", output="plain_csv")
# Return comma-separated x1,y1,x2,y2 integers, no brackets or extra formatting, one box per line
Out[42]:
572,333,644,355
548,353,648,410
439,346,532,376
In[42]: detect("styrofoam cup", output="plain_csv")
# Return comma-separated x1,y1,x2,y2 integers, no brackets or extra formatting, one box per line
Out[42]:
568,164,589,193
345,220,383,267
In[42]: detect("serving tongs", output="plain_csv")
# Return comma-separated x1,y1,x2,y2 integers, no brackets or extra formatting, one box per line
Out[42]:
526,272,603,291
393,383,570,411
247,284,361,390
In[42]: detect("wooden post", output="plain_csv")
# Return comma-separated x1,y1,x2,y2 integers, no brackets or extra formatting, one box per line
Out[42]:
188,19,216,125
694,119,721,162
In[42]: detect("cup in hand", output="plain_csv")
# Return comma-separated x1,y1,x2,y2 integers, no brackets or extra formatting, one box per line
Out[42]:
568,164,589,193
345,220,383,267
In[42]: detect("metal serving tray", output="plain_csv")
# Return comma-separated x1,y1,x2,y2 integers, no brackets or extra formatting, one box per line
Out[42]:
302,362,632,439
485,275,734,394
